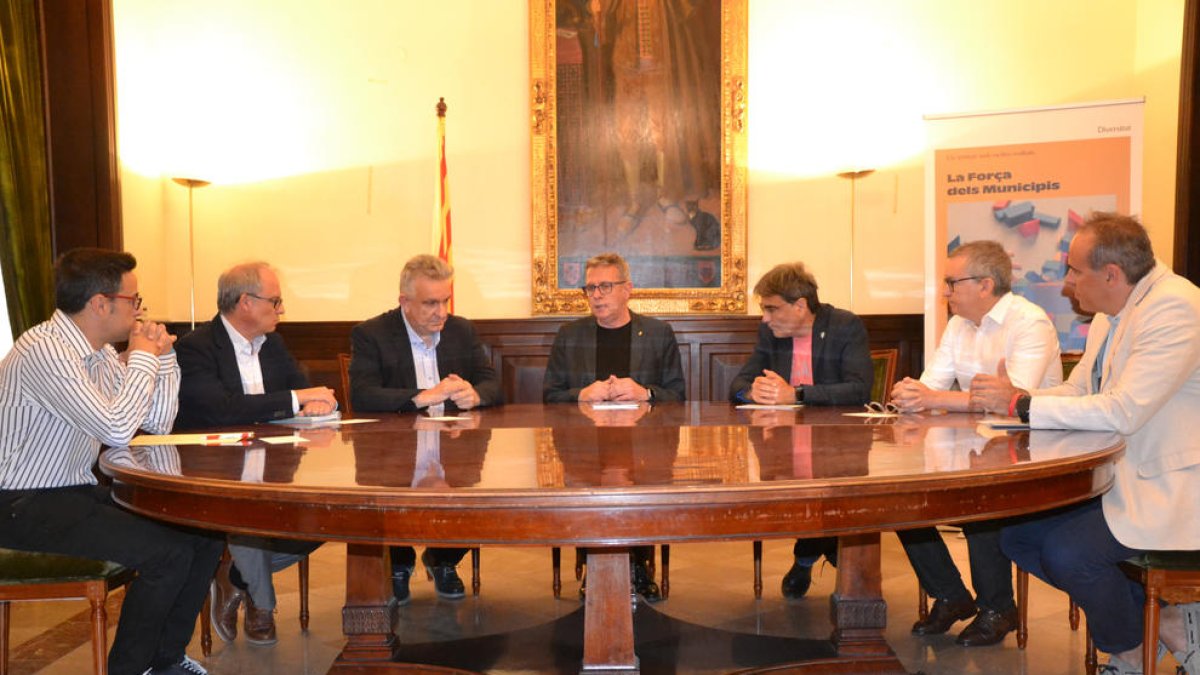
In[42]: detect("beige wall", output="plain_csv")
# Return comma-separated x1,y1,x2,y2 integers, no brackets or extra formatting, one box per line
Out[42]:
114,0,1185,323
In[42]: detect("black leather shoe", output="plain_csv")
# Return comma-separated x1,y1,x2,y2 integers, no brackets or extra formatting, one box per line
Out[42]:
422,551,465,600
781,562,813,599
955,606,1018,646
911,596,977,635
632,562,662,603
391,565,413,605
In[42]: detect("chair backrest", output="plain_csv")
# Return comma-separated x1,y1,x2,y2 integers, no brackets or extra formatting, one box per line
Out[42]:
869,349,899,403
337,353,353,416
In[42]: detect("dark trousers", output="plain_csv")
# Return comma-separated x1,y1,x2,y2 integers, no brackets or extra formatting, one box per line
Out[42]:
1001,498,1143,654
898,521,1015,612
793,537,838,566
390,545,468,570
0,485,224,675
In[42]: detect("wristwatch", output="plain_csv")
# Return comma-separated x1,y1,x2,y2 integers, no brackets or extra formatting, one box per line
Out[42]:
794,386,805,403
646,387,655,403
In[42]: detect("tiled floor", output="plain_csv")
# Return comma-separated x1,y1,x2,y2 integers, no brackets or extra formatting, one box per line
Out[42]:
11,533,1109,673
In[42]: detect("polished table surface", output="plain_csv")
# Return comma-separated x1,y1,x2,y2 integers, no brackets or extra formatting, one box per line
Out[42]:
101,403,1124,673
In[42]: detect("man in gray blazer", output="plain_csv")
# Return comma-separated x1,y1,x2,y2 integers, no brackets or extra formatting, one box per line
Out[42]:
543,252,686,404
971,213,1200,675
542,252,686,601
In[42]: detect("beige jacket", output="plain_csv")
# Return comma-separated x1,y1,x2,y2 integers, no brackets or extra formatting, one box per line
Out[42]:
1030,263,1200,550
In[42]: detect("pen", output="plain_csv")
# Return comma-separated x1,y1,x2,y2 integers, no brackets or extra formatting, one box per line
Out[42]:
203,432,255,441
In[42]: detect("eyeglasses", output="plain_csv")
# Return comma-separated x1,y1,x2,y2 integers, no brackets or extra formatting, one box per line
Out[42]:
864,401,900,414
247,293,284,309
944,275,983,291
103,293,144,310
580,281,628,296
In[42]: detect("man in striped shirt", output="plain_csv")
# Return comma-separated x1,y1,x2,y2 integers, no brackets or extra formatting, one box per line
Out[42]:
0,249,223,675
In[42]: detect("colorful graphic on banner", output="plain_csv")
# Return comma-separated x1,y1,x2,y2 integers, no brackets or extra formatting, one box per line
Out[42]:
935,137,1130,352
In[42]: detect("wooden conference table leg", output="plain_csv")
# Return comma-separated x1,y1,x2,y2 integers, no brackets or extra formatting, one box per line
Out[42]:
334,543,400,668
583,547,637,673
830,533,893,658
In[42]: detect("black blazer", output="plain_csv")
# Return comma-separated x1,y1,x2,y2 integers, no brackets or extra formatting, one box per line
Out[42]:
174,315,310,430
349,309,501,413
729,304,873,406
542,311,687,403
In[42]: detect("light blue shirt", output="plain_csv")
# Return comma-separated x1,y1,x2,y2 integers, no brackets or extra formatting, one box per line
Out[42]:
401,312,441,409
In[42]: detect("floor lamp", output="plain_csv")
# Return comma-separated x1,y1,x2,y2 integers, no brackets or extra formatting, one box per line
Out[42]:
171,177,210,329
836,169,874,310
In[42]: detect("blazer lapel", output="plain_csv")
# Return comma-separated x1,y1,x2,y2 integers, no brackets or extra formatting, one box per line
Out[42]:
628,313,645,378
210,317,243,392
390,310,419,382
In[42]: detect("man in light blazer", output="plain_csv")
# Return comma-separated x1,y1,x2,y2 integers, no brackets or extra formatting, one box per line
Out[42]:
176,262,333,646
542,251,686,601
729,261,874,601
349,254,501,605
971,212,1200,675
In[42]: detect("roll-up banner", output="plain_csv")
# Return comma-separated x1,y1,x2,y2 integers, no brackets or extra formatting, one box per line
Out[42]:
923,99,1144,366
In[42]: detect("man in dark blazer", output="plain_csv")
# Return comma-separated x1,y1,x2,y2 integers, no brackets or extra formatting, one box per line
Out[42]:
175,262,334,646
542,252,686,601
542,253,686,404
729,261,873,601
349,254,501,604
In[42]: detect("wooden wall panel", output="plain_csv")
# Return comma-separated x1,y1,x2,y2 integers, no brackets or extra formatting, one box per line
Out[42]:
170,314,923,407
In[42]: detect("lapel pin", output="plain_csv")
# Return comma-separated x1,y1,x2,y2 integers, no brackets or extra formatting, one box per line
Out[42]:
820,331,826,339
638,330,644,336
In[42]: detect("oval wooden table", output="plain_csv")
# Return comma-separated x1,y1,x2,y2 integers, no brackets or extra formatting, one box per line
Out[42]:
101,403,1123,674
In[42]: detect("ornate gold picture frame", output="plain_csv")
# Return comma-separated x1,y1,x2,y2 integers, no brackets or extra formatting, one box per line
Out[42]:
530,0,747,315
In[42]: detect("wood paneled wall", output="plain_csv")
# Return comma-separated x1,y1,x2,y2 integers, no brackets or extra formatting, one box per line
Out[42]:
169,314,923,405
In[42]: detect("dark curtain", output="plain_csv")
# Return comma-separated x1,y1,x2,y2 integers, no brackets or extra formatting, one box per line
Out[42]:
0,1,55,340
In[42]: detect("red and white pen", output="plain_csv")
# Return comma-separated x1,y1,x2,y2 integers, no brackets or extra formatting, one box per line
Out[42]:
202,432,255,442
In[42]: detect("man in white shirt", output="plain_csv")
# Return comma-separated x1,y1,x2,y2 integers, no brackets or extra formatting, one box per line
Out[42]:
0,249,221,675
175,262,335,646
891,240,1062,647
971,213,1200,674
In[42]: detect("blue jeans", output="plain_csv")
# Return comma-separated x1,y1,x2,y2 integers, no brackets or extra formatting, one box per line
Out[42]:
1000,497,1144,654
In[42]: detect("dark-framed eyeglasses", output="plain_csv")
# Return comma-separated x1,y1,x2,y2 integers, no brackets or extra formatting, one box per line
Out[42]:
247,293,284,309
103,292,144,310
580,281,629,296
943,275,984,291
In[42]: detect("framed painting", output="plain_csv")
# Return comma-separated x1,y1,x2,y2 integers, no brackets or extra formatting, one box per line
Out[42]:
530,0,748,314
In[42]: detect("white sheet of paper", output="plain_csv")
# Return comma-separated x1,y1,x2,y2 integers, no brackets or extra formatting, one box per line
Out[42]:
424,416,472,422
843,411,899,418
336,418,379,425
735,404,802,411
259,435,308,445
590,402,641,410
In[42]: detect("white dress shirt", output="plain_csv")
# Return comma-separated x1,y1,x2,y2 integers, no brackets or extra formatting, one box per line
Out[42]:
921,292,1063,392
401,312,443,413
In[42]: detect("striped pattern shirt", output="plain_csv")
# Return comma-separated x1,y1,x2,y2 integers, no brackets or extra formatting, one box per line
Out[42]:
0,310,180,489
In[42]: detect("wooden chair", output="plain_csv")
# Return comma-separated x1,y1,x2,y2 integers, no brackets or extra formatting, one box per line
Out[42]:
1083,551,1200,675
0,548,135,675
748,349,900,598
336,353,482,596
199,549,309,656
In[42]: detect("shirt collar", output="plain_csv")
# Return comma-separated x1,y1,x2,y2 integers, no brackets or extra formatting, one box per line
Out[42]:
400,311,440,350
979,291,1015,328
219,314,266,356
51,309,106,361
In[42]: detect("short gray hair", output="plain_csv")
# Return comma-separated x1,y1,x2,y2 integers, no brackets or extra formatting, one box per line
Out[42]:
584,252,630,281
1082,212,1155,284
950,240,1011,296
400,254,453,295
217,262,271,313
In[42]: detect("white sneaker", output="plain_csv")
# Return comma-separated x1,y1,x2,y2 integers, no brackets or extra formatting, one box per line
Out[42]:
176,655,208,675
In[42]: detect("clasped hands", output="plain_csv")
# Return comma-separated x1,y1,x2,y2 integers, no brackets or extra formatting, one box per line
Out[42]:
296,386,338,416
889,359,1025,415
413,373,482,410
749,370,797,405
125,320,176,359
578,375,650,402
